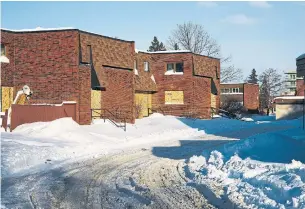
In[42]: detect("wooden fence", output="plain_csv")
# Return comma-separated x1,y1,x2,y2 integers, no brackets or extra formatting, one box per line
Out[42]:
1,102,77,131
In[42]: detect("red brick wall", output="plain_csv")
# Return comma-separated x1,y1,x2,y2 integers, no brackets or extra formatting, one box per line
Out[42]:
1,31,15,87
243,83,259,111
220,83,259,111
149,52,217,118
1,30,85,123
193,54,220,78
134,52,157,92
1,30,80,102
296,79,305,96
79,32,135,123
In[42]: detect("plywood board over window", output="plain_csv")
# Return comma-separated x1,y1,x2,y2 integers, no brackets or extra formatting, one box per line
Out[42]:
165,91,184,104
91,90,102,117
1,87,14,112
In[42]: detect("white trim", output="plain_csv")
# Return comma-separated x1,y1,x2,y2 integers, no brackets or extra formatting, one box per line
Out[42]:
31,101,77,106
1,27,74,32
136,49,191,54
221,93,244,95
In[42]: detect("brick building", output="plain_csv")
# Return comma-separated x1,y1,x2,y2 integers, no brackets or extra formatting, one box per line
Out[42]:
220,83,259,112
1,28,220,125
135,50,220,119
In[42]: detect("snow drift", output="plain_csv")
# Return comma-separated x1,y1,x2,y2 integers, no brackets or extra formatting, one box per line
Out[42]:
187,117,305,209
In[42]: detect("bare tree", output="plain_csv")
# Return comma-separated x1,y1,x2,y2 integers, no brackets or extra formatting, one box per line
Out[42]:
168,22,242,83
168,22,220,56
259,68,283,114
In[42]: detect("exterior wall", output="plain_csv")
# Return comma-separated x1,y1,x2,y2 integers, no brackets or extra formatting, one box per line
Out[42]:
296,79,305,96
275,97,304,120
1,31,15,87
243,83,259,111
134,52,157,92
79,32,135,123
220,83,259,112
1,29,83,123
10,102,77,131
149,52,216,118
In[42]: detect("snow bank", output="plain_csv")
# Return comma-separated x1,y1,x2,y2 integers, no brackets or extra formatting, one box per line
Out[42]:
13,117,79,138
187,120,305,208
2,114,206,177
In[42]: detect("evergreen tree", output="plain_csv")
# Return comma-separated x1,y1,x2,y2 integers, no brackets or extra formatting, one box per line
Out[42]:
247,68,258,84
148,36,167,52
174,43,180,50
159,42,166,51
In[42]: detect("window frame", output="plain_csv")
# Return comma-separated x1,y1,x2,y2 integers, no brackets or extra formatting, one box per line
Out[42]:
144,61,149,72
165,62,184,74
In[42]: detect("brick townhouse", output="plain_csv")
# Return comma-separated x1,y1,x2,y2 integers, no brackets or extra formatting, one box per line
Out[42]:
135,50,220,119
0,28,220,125
220,83,259,112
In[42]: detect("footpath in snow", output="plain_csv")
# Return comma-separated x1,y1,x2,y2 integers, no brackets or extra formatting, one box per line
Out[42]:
187,116,305,209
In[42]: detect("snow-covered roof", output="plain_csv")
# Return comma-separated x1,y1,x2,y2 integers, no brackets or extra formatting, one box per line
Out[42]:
221,82,258,85
1,27,75,32
284,70,296,74
135,49,191,54
275,96,304,100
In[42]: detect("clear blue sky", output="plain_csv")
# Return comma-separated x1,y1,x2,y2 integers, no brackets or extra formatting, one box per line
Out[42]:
1,1,305,79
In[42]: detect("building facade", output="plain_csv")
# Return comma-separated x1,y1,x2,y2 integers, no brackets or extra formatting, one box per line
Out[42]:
282,71,298,96
1,28,220,125
220,83,259,112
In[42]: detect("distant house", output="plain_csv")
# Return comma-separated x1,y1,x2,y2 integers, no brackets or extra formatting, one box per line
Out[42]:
220,83,259,113
0,28,220,128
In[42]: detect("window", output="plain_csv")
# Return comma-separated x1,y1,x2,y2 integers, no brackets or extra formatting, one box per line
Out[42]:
165,91,184,104
1,44,5,56
144,62,149,72
165,62,184,74
215,66,219,79
134,60,137,69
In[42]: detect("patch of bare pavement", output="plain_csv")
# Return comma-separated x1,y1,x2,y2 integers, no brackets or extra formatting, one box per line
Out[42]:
1,124,293,209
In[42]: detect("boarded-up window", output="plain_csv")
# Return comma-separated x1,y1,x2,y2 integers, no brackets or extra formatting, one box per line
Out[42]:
165,91,184,104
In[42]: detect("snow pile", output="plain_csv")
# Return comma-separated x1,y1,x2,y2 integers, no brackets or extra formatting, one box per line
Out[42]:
240,117,254,122
2,114,205,177
13,117,79,138
187,122,305,208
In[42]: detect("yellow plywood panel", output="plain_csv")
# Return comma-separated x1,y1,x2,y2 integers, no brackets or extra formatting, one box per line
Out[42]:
165,91,184,104
135,93,152,118
91,90,102,117
211,94,217,108
1,87,14,112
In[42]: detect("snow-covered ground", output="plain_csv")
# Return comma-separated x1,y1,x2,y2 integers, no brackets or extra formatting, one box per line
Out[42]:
2,113,304,208
187,117,305,209
2,114,206,177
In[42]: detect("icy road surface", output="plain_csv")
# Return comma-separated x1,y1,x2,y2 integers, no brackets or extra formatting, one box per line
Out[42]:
2,136,232,209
